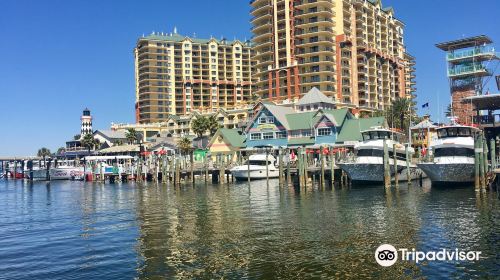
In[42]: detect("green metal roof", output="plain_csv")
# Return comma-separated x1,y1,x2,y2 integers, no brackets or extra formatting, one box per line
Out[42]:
335,117,386,143
218,128,246,148
286,112,317,130
288,137,315,146
285,108,350,130
140,33,251,46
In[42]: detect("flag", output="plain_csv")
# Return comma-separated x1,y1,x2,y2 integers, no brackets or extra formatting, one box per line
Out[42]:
422,103,429,108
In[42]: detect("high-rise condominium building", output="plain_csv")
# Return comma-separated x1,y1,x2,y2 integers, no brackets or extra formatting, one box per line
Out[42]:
135,31,253,123
250,0,416,114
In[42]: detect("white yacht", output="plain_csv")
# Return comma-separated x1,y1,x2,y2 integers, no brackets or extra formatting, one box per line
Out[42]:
417,125,478,184
338,128,422,184
230,154,280,181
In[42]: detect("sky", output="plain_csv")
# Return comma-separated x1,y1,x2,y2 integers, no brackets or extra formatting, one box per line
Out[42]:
0,0,499,156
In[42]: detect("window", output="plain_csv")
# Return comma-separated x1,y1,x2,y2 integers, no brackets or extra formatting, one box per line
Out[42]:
302,130,312,137
317,128,331,136
263,132,274,139
276,131,287,139
258,116,275,124
250,133,262,140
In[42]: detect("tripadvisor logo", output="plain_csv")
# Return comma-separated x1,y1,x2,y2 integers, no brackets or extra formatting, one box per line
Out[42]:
375,244,482,267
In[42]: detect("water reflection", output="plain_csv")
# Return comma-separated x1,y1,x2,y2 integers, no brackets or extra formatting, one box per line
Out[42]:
0,179,497,279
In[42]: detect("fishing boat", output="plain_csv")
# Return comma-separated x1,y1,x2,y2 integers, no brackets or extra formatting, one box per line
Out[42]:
230,154,279,181
417,125,478,184
337,127,423,184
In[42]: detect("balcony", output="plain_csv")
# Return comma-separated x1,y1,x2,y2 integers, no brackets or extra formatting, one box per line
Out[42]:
447,46,497,62
448,63,490,78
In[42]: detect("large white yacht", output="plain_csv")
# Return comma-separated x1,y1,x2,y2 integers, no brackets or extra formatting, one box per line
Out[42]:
230,154,279,181
417,125,478,184
338,128,422,184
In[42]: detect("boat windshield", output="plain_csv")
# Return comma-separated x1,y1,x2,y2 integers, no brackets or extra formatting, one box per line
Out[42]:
246,160,272,166
362,131,399,142
437,127,473,139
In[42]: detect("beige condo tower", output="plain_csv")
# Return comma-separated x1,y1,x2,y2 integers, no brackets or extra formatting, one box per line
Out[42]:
135,30,253,123
250,0,416,114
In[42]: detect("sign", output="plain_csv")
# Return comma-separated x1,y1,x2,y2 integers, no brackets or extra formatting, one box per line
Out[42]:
257,124,276,130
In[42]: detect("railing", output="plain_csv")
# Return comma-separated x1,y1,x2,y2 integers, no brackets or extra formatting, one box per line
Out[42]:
474,114,500,126
448,63,488,76
447,46,496,61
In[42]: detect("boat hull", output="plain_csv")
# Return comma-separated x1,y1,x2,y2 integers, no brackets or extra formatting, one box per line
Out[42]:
337,162,423,184
50,167,84,180
417,162,474,184
230,168,280,181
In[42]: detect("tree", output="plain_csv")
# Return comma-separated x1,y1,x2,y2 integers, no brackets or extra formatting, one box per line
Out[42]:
56,147,66,155
81,134,99,154
37,147,51,158
382,97,417,133
191,116,208,138
206,115,221,136
125,128,139,144
74,134,81,140
177,137,192,155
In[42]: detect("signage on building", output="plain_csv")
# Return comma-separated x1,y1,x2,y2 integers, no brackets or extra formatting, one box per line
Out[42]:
257,124,276,130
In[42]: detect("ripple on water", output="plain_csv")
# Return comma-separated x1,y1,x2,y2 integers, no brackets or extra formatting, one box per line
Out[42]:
0,180,498,279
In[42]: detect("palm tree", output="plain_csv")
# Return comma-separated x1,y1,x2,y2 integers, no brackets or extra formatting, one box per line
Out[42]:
191,116,208,138
37,147,51,158
383,97,416,132
177,137,192,155
125,128,139,144
206,115,221,136
81,134,99,154
56,147,66,155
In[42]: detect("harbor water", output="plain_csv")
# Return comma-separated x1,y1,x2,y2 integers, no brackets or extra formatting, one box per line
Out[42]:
0,179,498,279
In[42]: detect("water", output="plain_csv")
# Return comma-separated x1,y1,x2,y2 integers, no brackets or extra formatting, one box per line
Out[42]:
0,179,498,279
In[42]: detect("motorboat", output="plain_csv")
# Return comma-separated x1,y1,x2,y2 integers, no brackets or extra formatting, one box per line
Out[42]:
337,127,423,184
230,154,280,181
417,125,478,184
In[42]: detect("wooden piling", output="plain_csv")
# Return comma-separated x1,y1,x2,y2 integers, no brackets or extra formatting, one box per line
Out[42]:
405,144,411,185
286,149,291,186
491,138,496,172
482,135,488,189
265,149,269,184
278,147,284,187
204,155,208,184
220,155,225,184
474,134,480,190
393,144,399,187
383,139,390,188
330,148,335,187
297,147,303,188
14,160,18,180
190,150,194,185
247,155,251,184
478,135,485,189
320,146,325,189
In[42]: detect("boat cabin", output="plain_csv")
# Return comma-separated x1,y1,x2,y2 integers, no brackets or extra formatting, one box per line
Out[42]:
361,129,403,143
436,126,477,139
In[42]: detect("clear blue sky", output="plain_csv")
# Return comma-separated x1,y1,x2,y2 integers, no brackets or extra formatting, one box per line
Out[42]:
0,0,498,156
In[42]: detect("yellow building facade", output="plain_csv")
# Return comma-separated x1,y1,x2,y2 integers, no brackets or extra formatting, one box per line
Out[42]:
135,31,253,123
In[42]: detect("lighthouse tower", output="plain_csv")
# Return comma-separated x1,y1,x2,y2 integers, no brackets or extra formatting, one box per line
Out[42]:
80,108,93,138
